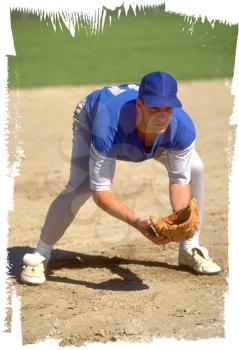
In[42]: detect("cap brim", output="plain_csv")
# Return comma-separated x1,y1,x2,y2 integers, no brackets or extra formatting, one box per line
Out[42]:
141,95,182,108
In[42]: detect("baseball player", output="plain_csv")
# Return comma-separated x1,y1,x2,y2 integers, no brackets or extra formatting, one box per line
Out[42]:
21,71,221,285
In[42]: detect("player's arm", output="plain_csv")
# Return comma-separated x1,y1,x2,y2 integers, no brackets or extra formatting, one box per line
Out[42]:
169,183,192,212
90,145,169,245
89,145,143,229
92,190,169,245
166,142,195,212
92,190,137,226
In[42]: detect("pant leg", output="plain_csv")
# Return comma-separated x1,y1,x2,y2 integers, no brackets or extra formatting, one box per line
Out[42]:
179,149,204,249
155,149,204,248
188,150,204,233
40,101,92,246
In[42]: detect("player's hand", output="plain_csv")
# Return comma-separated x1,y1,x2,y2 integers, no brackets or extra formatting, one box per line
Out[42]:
133,216,170,245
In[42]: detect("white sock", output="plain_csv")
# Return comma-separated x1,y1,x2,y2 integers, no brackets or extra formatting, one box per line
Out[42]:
34,239,53,260
179,231,200,251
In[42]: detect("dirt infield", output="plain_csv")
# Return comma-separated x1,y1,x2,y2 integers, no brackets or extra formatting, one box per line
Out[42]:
7,80,234,346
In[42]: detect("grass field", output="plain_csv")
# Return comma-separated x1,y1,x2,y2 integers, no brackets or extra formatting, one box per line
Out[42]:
9,7,238,88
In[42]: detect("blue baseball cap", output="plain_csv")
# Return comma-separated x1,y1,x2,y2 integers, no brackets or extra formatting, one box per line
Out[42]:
138,71,182,108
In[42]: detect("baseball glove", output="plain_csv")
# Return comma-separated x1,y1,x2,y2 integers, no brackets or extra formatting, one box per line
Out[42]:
149,198,198,242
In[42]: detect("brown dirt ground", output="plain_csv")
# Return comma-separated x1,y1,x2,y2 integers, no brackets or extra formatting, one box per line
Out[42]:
7,80,235,347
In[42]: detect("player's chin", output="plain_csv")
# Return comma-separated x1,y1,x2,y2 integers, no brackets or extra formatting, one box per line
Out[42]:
152,125,167,134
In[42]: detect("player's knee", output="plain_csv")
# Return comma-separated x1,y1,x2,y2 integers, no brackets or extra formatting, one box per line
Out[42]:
64,179,91,194
63,183,77,194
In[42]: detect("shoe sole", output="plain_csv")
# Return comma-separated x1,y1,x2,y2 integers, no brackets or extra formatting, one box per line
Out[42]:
178,263,221,275
20,273,46,285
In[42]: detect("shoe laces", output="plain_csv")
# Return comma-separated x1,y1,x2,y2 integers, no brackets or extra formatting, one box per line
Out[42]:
192,248,213,264
23,264,44,273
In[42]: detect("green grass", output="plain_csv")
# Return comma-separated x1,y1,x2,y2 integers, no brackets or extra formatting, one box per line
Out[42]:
8,8,238,88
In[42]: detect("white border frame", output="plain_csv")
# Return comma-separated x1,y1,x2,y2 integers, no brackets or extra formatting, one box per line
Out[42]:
0,1,238,349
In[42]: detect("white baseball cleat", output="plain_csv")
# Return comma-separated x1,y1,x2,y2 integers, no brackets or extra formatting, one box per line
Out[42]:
178,246,221,274
21,252,48,285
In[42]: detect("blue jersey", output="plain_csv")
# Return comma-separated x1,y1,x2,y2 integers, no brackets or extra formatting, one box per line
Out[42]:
85,84,196,162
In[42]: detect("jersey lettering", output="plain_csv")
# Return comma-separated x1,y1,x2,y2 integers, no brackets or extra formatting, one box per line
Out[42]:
108,86,126,96
108,84,139,96
127,84,139,91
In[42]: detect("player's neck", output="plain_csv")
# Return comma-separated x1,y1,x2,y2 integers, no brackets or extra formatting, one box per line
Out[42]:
136,111,166,146
137,129,156,147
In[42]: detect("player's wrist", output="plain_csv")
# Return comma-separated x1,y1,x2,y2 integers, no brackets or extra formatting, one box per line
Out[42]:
129,214,141,229
130,215,151,233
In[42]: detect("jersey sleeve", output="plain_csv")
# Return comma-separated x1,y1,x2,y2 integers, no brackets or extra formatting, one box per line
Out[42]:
166,141,195,184
89,144,116,191
173,118,196,150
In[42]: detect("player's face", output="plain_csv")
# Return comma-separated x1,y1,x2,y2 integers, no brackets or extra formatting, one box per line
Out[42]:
136,98,172,134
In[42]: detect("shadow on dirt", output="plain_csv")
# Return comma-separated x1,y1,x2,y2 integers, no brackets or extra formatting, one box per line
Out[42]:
7,246,180,291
